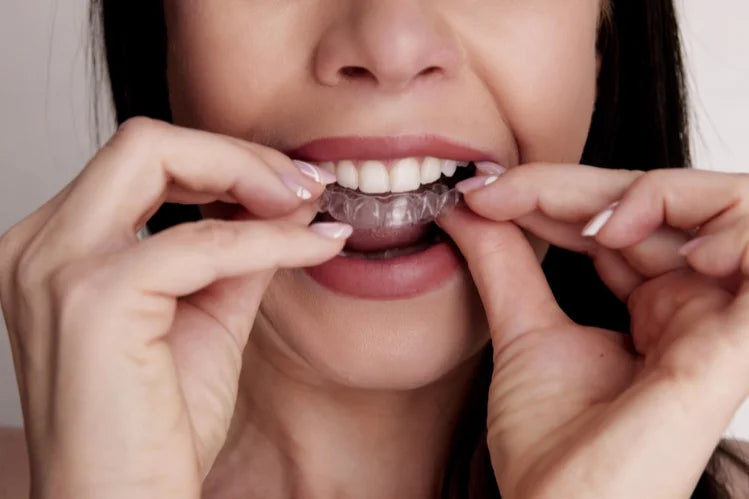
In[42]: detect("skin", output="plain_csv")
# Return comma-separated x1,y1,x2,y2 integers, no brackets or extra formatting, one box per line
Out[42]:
3,0,749,498
164,0,596,495
163,0,595,495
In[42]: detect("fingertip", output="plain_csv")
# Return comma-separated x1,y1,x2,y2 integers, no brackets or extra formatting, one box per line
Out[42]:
583,201,657,250
308,222,353,240
457,172,533,223
292,160,338,186
581,202,618,238
455,175,499,194
680,235,738,278
678,235,710,257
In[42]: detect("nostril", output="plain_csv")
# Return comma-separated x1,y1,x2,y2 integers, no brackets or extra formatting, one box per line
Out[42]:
419,66,441,77
340,66,374,80
337,64,443,87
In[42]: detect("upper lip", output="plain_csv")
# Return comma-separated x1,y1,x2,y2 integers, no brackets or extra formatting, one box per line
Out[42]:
288,135,501,165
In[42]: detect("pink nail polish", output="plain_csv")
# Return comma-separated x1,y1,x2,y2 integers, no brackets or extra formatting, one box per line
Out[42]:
293,160,338,185
679,236,710,256
582,202,620,237
456,175,499,194
281,174,313,200
309,222,353,240
475,161,507,176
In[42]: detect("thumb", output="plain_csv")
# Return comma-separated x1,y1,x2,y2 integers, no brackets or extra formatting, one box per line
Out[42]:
437,206,568,349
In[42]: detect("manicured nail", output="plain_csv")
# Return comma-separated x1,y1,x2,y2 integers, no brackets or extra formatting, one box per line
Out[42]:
309,222,353,240
456,175,499,194
293,160,338,185
281,174,313,200
475,161,507,176
679,236,710,256
582,202,620,237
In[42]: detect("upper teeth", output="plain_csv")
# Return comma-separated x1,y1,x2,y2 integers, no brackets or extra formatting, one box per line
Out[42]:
315,157,469,194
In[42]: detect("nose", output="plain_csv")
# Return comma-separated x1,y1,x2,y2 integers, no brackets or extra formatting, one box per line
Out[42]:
313,0,463,92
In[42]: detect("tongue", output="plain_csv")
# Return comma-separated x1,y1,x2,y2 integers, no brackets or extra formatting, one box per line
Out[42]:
344,223,432,252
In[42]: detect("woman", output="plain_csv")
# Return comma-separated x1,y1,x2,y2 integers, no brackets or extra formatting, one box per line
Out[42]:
2,0,749,497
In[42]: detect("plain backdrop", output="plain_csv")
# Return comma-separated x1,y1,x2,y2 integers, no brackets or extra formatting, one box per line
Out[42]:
1,1,748,437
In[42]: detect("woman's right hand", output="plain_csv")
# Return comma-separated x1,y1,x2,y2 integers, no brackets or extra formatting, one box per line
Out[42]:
0,117,349,499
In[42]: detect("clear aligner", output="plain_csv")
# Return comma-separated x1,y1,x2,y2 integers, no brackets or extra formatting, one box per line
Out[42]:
318,183,461,229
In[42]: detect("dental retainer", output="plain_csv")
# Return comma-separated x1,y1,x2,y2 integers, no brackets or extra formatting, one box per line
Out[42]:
318,182,461,230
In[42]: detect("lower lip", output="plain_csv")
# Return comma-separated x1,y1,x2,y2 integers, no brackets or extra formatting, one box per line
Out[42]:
305,241,462,300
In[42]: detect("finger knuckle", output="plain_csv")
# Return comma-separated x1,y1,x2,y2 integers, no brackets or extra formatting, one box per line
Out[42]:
0,237,19,296
117,116,161,137
183,219,242,249
48,261,109,307
111,116,164,152
14,247,50,296
612,168,646,187
0,226,15,259
0,220,30,267
637,169,670,192
47,264,84,299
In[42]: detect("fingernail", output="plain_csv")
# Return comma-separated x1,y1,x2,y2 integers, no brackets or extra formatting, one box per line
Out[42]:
293,160,338,185
309,222,353,240
281,174,313,200
474,161,507,176
679,235,710,256
456,175,499,194
582,202,620,237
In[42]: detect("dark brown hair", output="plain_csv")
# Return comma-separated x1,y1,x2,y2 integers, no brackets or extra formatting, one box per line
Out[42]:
89,1,731,496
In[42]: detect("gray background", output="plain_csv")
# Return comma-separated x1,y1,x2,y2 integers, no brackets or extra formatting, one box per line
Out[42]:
1,1,748,437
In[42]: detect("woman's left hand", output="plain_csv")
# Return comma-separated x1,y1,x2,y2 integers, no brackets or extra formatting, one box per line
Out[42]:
438,165,749,499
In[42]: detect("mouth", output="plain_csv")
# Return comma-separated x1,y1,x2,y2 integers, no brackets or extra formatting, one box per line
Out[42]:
290,135,496,299
311,157,475,258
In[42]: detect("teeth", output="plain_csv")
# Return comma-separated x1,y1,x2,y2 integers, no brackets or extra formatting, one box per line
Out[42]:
390,158,422,193
317,157,472,194
359,160,390,193
336,160,359,190
441,160,458,177
420,157,442,184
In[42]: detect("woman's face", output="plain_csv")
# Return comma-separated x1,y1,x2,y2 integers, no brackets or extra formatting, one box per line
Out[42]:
163,0,602,389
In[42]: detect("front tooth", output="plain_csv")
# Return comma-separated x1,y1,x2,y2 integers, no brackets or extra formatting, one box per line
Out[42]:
390,158,421,193
420,157,442,185
336,160,359,190
441,159,458,177
359,160,390,193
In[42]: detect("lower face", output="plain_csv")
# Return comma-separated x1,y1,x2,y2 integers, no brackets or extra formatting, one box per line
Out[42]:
165,0,602,389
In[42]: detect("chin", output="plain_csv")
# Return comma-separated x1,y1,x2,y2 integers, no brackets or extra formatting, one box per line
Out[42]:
255,266,490,391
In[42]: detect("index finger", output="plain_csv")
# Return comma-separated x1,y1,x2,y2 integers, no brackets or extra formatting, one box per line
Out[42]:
462,162,643,223
592,169,749,248
53,118,332,251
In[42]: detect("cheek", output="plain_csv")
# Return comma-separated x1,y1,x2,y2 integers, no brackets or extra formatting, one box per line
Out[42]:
454,0,601,163
163,1,310,134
